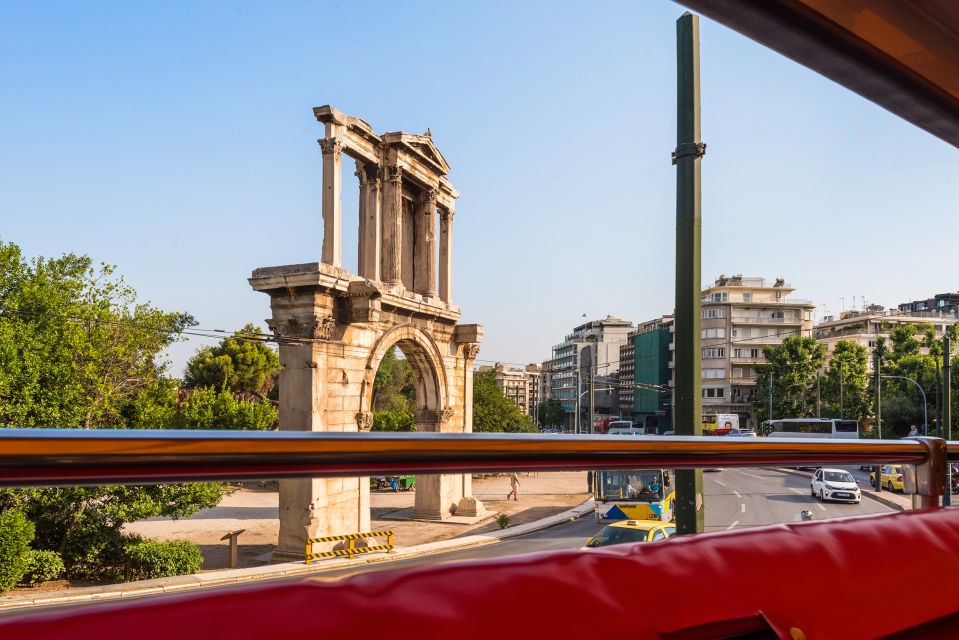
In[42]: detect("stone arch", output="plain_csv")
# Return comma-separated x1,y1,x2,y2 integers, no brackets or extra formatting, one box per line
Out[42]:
361,323,450,428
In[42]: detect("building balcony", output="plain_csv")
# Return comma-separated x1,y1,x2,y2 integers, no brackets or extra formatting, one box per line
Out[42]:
730,357,766,365
731,377,758,386
731,316,803,325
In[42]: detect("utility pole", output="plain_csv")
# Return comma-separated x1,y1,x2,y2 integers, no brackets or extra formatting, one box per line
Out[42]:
768,372,774,426
874,350,882,492
673,11,705,535
816,372,821,418
839,360,844,420
589,367,598,435
944,335,952,506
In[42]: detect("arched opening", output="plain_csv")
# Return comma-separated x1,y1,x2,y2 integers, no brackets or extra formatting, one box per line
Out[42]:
362,325,460,519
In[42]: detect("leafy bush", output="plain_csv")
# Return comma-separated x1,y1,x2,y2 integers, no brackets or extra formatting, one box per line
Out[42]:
372,409,415,432
0,509,35,594
20,550,65,585
496,513,511,529
123,540,203,581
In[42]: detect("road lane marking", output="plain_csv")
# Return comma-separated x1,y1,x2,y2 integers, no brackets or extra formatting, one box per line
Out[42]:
732,490,741,497
788,488,804,495
741,503,746,513
714,480,728,487
738,471,764,480
816,503,826,511
726,521,739,530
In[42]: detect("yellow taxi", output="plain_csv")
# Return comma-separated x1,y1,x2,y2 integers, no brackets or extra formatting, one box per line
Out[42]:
581,520,675,550
869,465,904,491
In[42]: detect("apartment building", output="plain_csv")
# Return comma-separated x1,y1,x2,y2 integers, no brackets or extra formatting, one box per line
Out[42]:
550,316,634,431
815,309,957,367
696,275,815,430
897,292,959,319
477,363,542,416
619,315,673,433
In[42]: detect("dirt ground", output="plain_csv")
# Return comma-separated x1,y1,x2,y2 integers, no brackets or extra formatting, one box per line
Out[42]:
122,471,590,570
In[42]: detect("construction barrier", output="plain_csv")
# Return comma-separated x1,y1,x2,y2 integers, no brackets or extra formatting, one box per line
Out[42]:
305,530,394,564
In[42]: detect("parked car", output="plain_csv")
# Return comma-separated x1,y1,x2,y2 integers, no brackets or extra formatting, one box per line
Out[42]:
581,520,675,549
810,468,861,503
869,465,904,491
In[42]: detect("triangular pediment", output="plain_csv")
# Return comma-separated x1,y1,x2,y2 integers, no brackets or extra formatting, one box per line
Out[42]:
383,132,451,175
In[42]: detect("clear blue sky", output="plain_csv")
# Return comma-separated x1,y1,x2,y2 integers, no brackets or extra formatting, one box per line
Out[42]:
2,1,957,375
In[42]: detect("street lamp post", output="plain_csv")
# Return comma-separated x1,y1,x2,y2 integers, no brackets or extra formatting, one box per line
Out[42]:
881,375,929,436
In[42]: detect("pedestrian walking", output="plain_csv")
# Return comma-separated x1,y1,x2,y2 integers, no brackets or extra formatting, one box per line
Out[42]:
507,472,520,501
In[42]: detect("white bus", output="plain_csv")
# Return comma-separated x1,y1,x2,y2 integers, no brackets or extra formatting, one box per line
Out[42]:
763,419,859,439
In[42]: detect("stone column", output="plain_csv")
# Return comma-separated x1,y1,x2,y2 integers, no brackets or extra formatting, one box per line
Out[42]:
414,188,438,297
356,163,367,276
319,137,343,267
264,299,370,562
381,165,403,286
366,169,382,281
438,206,454,303
355,163,382,280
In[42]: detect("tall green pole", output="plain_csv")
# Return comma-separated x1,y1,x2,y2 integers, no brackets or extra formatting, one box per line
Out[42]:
673,12,705,535
944,335,951,506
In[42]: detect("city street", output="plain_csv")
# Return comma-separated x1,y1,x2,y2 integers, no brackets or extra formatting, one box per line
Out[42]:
281,467,894,582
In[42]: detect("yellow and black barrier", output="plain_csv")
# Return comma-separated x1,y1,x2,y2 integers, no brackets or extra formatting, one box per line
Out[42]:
305,530,394,564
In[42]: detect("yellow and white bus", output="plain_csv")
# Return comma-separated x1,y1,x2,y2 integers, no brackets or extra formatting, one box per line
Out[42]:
593,469,675,522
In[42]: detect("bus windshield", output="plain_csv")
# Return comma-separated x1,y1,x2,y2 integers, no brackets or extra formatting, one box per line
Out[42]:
597,471,664,502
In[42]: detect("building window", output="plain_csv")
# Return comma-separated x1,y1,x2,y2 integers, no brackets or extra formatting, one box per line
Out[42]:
733,349,743,358
701,309,726,319
749,348,761,358
742,293,751,302
702,348,725,359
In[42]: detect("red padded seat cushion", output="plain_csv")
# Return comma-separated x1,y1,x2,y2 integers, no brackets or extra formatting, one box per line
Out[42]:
3,509,958,639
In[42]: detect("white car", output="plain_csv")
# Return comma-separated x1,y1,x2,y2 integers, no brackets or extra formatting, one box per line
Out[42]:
810,468,861,503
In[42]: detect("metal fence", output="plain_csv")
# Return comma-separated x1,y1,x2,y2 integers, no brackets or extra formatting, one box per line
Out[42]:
0,430,951,509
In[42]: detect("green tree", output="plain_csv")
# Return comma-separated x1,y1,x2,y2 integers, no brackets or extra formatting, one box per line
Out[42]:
536,399,565,428
754,336,826,424
0,241,193,429
473,370,537,433
0,242,227,582
371,347,415,414
184,324,280,398
820,340,870,422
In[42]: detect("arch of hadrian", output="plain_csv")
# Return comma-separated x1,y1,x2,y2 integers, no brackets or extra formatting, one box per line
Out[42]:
249,105,485,561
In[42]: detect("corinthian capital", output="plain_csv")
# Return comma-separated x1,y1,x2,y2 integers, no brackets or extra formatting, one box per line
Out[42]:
463,343,480,361
318,137,344,156
387,164,404,184
423,188,438,205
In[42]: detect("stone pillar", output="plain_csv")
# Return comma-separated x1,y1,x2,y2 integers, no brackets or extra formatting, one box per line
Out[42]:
319,137,343,267
459,342,481,515
401,199,415,291
382,165,403,286
438,206,454,303
414,188,438,296
356,163,382,281
356,164,367,276
265,297,370,562
413,409,464,520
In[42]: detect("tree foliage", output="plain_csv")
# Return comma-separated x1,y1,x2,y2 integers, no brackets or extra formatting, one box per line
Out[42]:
754,336,826,424
184,324,280,398
536,399,565,428
820,340,870,423
372,347,415,414
473,370,537,433
0,242,233,583
0,241,193,429
875,322,959,438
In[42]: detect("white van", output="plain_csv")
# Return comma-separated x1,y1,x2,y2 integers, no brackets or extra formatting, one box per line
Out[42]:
607,420,644,436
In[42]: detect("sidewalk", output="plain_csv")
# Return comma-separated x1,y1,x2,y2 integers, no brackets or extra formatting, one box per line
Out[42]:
0,497,595,613
117,471,589,570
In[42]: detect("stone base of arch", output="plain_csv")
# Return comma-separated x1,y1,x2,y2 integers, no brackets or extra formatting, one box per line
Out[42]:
251,263,484,562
